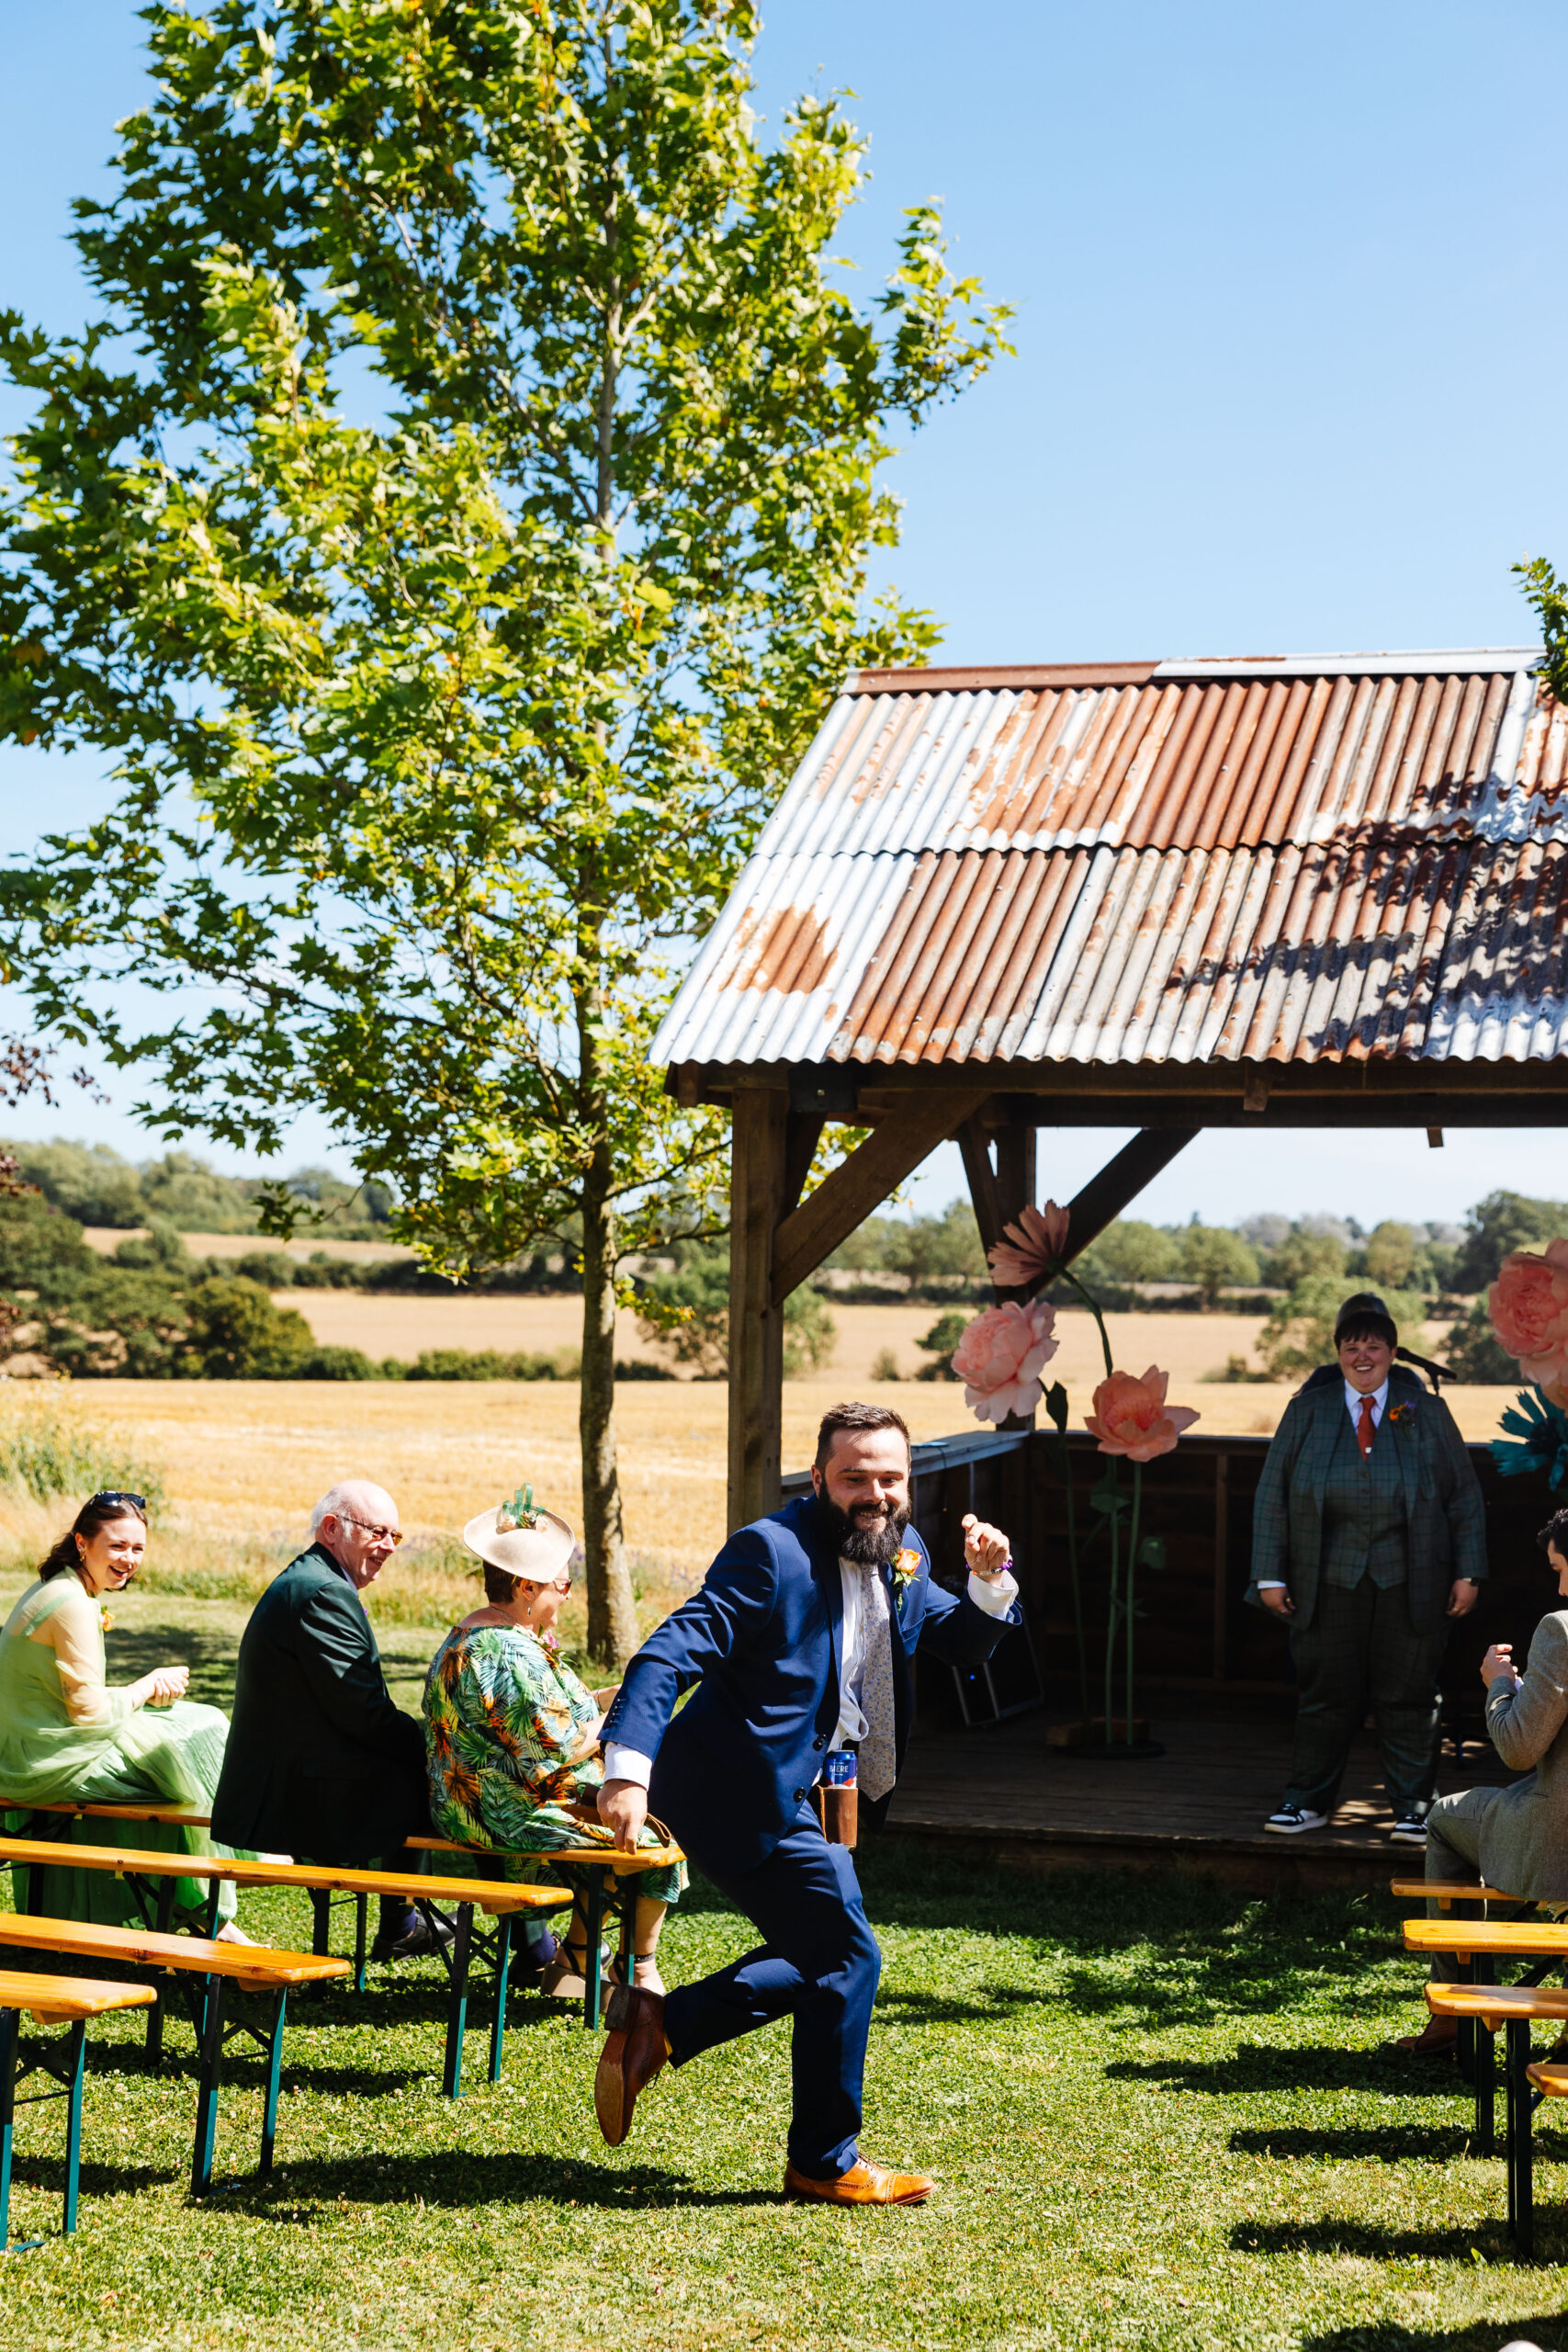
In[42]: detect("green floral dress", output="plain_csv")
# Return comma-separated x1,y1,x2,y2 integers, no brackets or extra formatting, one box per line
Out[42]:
422,1621,684,1906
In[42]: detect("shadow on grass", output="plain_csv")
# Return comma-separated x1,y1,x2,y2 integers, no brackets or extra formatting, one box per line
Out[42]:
1231,2217,1525,2262
1305,2325,1562,2351
1108,2046,1462,2097
5,2158,178,2199
1229,2124,1506,2162
243,2151,781,2215
101,1622,241,1712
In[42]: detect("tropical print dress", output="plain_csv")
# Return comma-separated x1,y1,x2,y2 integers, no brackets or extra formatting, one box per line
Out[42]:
422,1621,684,1905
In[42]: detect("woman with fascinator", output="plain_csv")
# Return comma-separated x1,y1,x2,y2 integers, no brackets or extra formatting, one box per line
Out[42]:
423,1487,685,1998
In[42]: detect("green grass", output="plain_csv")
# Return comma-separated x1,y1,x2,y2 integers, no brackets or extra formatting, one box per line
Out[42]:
3,1620,1568,2348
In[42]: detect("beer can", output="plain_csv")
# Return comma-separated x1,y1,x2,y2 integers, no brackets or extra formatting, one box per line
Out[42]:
824,1749,858,1787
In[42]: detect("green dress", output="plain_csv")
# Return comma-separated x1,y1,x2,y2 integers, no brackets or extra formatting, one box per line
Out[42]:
423,1620,685,1907
0,1575,239,1927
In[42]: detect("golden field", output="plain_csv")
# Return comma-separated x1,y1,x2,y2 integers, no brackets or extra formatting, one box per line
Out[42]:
0,1308,1520,1665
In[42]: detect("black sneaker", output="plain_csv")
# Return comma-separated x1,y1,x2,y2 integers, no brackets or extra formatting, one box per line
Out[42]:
1264,1801,1327,1835
1390,1813,1428,1847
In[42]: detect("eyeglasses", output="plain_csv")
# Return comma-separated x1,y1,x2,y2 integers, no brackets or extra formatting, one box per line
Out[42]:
91,1490,146,1511
336,1513,403,1547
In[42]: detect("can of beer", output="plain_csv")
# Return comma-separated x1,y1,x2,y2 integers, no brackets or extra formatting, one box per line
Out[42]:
823,1749,858,1788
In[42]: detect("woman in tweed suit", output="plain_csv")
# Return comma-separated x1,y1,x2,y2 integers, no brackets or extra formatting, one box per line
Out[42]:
1247,1294,1486,1843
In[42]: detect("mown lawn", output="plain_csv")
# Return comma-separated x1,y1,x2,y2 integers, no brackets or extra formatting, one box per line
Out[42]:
3,1849,1568,2352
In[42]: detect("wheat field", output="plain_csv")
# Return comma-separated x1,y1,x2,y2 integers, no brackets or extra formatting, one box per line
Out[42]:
0,1304,1519,1658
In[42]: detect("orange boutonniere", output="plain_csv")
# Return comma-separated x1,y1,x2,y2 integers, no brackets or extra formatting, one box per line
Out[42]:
891,1547,922,1590
99,1607,114,1634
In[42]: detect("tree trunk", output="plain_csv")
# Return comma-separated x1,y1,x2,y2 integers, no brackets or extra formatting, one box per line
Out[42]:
579,1141,640,1668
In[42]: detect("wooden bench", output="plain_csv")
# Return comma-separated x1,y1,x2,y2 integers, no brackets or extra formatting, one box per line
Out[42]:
1403,1918,1568,2160
0,1837,570,2099
1390,1877,1521,1909
1424,1980,1568,2259
409,1828,685,2028
0,1915,348,2199
1,1972,156,2250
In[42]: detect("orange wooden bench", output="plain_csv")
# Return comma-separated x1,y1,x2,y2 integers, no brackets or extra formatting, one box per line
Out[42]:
1424,1980,1568,2259
0,1914,348,2198
1,1971,156,2249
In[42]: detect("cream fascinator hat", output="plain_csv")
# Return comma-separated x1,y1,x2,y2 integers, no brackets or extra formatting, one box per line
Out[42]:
462,1484,576,1586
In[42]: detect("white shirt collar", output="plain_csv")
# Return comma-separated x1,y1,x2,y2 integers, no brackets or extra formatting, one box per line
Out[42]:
1345,1376,1389,1422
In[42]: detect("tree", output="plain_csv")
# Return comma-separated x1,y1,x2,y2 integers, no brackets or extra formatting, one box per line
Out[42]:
1178,1225,1259,1307
1450,1191,1568,1294
883,1200,987,1288
184,1277,316,1379
636,1244,835,1377
1444,1296,1519,1385
0,3,1008,1663
1517,555,1568,704
1259,1278,1429,1381
1360,1219,1426,1292
1269,1223,1349,1290
1089,1219,1179,1284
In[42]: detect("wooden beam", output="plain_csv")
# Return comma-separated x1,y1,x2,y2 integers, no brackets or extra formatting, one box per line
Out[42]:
770,1088,992,1307
957,1115,1003,1258
1056,1127,1201,1268
728,1090,788,1531
782,1111,824,1219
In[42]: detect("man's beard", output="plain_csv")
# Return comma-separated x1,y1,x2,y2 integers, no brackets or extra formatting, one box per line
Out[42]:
815,1491,910,1567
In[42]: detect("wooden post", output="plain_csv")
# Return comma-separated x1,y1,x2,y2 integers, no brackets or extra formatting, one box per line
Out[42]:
1212,1451,1230,1682
728,1089,788,1532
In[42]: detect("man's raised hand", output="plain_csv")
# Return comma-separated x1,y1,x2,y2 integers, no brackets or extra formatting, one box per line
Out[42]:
598,1777,649,1854
962,1512,1011,1581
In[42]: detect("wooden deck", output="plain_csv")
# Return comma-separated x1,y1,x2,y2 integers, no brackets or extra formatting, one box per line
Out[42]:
888,1700,1516,1892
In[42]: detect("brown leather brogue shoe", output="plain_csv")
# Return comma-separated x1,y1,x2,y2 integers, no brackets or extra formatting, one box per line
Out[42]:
594,1984,667,2147
784,2158,934,2206
1392,2015,1460,2057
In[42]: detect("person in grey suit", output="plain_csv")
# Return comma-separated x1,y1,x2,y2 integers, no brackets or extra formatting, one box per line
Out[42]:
1248,1294,1486,1844
1399,1506,1568,2055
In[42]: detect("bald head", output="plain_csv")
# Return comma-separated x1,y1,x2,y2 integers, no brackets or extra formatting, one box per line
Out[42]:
311,1480,400,1589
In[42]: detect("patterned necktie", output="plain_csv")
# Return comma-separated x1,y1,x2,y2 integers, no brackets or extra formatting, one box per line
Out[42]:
1357,1395,1376,1459
857,1562,898,1803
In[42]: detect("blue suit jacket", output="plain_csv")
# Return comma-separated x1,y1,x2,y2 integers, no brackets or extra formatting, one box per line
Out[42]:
601,1495,1021,1876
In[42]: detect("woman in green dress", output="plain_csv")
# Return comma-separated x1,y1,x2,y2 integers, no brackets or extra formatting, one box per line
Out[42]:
423,1490,684,1996
0,1490,244,1932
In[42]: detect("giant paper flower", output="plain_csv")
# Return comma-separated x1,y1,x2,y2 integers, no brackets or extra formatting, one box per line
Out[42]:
951,1299,1059,1425
1490,1244,1568,1388
986,1199,1072,1289
1086,1366,1200,1462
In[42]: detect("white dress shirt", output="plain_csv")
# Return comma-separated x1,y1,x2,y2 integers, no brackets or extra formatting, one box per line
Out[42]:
604,1557,1021,1789
1257,1377,1391,1589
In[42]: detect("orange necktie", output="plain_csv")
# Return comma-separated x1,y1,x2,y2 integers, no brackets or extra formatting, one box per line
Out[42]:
1357,1395,1376,1458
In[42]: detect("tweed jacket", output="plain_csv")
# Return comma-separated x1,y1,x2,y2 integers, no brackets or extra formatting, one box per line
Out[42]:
1247,1364,1487,1632
211,1543,428,1862
1475,1611,1568,1900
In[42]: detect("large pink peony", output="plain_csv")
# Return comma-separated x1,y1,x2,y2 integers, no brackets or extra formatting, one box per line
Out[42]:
1490,1243,1568,1386
987,1199,1072,1289
951,1299,1059,1425
1086,1365,1200,1462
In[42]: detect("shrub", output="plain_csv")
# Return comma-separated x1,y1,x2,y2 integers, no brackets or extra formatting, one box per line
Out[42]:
0,1407,165,1514
871,1347,901,1382
300,1345,379,1380
404,1347,580,1380
915,1310,968,1380
182,1277,315,1377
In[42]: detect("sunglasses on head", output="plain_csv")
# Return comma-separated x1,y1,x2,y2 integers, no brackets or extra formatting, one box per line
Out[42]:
91,1490,146,1512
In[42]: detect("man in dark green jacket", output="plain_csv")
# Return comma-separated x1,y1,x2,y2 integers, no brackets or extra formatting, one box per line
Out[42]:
212,1479,440,1960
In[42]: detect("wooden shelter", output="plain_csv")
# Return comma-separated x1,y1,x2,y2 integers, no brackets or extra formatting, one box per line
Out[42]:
652,643,1567,1530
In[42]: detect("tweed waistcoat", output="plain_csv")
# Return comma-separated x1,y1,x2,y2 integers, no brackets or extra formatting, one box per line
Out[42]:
1320,1408,1407,1589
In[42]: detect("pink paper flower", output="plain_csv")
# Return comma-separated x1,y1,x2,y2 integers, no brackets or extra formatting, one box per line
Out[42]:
1489,1244,1568,1385
986,1199,1072,1289
951,1299,1059,1425
1086,1365,1200,1462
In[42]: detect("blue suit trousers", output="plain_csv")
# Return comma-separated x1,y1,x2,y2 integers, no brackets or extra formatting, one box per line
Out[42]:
662,1807,882,2178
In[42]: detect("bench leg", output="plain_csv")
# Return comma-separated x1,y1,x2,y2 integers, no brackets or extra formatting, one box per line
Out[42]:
61,2021,85,2238
310,1889,331,1959
259,1991,287,2179
583,1871,605,2031
191,1976,226,2199
1506,2018,1535,2260
489,1915,512,2087
441,1906,474,2101
203,1881,223,1939
354,1895,367,1995
0,2008,17,2249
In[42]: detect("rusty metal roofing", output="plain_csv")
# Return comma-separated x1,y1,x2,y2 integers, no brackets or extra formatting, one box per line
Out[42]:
653,649,1568,1070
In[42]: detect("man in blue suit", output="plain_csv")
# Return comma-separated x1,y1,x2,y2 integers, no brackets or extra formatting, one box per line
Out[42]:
593,1400,1021,2205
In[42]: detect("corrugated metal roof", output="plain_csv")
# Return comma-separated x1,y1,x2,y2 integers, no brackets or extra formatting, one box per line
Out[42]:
654,649,1568,1070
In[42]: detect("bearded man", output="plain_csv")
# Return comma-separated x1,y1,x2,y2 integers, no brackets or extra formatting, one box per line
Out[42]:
593,1400,1020,2203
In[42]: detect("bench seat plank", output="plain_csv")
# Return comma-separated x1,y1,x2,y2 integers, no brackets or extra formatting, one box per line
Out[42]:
1403,1919,1568,1961
0,1837,570,1915
409,1832,685,1873
0,1972,158,2022
0,1913,349,1986
1390,1879,1519,1905
1427,1982,1568,2026
0,1794,210,1829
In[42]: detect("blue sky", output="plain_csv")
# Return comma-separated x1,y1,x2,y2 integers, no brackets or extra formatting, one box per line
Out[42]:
2,2,1565,1227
